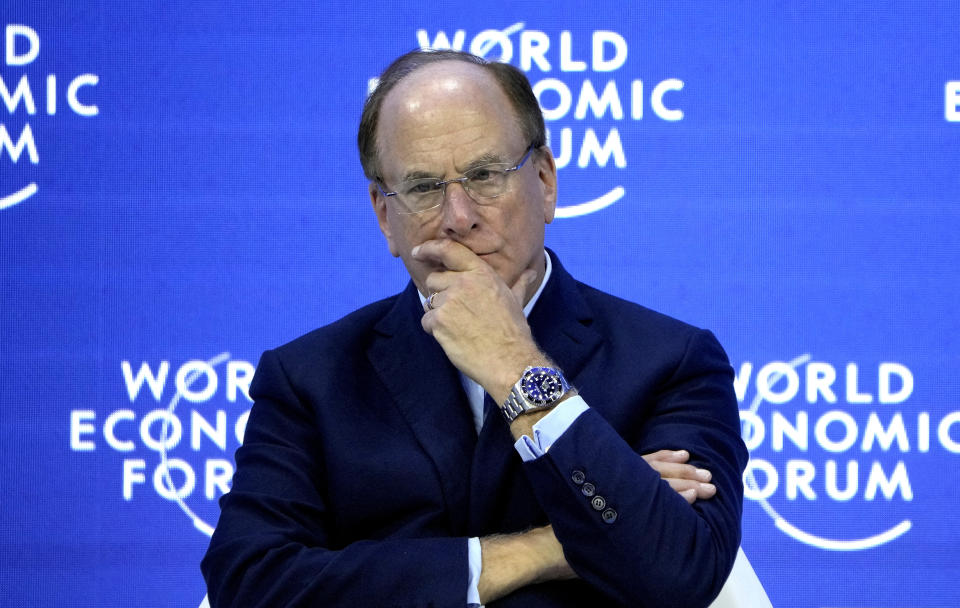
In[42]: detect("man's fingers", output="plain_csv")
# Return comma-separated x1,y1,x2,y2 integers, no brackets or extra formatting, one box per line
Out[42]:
423,265,527,304
662,476,715,495
644,460,712,483
644,449,716,503
424,270,457,295
411,239,482,272
642,449,690,464
665,479,717,503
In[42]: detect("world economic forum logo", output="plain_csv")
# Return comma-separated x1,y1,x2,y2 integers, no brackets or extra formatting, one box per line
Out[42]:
738,355,960,550
369,23,685,218
1,24,99,210
70,353,255,538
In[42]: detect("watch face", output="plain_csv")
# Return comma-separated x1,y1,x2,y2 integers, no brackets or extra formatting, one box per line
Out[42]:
520,367,565,405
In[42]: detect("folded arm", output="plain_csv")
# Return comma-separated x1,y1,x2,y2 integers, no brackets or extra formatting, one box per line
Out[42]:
508,330,747,608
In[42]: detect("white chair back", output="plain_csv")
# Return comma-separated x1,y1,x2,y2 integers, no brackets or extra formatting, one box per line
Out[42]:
708,547,772,608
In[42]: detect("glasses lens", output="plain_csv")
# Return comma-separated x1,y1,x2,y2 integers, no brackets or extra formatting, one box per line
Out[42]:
464,163,511,199
390,159,519,214
396,179,443,213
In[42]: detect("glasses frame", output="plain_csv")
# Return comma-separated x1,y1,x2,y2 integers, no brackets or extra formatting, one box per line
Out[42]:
376,144,537,216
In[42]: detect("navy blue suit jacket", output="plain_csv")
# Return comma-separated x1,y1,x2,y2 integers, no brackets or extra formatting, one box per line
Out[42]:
202,251,748,607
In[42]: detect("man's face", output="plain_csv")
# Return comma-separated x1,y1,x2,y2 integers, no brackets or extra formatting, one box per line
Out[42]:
369,61,558,298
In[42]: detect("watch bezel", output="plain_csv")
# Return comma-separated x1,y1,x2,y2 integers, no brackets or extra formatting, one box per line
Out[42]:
500,365,571,423
519,367,566,405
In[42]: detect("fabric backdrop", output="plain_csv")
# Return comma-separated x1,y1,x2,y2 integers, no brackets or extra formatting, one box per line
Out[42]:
2,2,959,606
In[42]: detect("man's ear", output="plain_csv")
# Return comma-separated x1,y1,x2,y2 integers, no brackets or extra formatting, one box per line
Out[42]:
369,182,400,257
535,147,559,224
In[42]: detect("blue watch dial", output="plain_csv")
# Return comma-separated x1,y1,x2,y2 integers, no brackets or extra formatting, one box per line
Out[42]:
520,367,566,405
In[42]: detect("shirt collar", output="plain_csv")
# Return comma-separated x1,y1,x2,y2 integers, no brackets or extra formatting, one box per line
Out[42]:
522,249,551,318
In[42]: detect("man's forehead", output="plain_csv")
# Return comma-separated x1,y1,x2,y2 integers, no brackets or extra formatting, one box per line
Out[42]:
395,60,492,90
383,61,502,117
376,61,524,171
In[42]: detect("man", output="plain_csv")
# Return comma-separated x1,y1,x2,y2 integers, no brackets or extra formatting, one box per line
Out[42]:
202,49,748,607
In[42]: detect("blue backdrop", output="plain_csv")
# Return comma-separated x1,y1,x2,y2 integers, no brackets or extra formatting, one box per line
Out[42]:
2,2,959,606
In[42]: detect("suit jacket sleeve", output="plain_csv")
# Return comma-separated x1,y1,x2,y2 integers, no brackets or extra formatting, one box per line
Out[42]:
200,348,469,608
521,328,747,608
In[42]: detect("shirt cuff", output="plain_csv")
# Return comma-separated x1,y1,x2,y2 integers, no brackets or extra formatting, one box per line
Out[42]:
513,395,589,462
467,536,482,607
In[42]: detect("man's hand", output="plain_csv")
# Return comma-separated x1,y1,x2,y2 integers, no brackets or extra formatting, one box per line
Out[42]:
413,240,543,403
642,449,716,504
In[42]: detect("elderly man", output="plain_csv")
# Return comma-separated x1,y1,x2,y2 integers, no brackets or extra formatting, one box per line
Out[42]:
202,49,748,608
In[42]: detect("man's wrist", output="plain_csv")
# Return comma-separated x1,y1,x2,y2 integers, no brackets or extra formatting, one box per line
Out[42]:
486,351,552,405
477,526,574,605
507,389,579,441
498,363,572,424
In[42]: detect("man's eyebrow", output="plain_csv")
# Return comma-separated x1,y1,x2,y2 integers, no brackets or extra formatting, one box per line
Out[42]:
399,170,438,182
397,151,508,182
460,152,504,171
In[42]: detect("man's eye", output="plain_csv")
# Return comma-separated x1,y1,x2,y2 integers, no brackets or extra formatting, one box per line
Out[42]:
470,169,495,181
406,181,439,195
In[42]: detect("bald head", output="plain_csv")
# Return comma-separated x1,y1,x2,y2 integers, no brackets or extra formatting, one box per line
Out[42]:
375,61,522,181
357,49,546,182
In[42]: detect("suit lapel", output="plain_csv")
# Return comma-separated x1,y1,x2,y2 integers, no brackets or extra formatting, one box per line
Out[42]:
529,251,604,387
367,282,476,535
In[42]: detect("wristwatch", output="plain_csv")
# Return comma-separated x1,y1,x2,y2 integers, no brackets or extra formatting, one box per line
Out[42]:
500,366,571,423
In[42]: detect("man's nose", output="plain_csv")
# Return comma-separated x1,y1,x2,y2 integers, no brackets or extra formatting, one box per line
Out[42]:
439,180,480,237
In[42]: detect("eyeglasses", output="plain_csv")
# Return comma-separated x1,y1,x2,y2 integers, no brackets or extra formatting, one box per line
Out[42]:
376,144,536,216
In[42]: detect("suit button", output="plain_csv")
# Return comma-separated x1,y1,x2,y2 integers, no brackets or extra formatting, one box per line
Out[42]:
602,508,618,524
571,470,586,485
580,482,596,497
591,496,606,511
